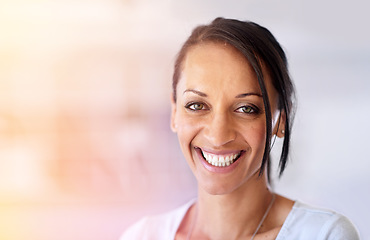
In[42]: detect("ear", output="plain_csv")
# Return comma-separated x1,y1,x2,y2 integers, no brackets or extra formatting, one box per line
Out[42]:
274,110,286,138
170,94,177,133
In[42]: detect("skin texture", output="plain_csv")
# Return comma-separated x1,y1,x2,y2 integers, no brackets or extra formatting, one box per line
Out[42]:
171,42,293,239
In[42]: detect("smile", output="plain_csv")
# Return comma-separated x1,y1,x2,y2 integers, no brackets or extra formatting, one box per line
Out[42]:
200,149,242,167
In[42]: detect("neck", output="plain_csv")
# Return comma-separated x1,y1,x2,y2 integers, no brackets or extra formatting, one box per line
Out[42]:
193,172,274,239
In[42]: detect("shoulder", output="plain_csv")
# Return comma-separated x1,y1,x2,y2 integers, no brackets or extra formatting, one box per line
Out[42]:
119,199,195,240
277,201,360,240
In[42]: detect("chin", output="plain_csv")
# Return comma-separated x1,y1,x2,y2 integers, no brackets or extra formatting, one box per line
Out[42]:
196,175,244,196
196,166,263,196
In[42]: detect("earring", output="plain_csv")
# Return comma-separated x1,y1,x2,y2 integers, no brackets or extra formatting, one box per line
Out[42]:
281,129,285,134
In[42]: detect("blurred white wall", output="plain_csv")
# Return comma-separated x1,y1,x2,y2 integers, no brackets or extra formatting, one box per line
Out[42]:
0,0,369,239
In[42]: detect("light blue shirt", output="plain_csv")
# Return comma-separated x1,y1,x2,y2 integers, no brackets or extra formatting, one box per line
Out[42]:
120,199,360,240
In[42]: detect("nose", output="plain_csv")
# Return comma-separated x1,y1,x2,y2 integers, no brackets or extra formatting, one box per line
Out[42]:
203,112,237,147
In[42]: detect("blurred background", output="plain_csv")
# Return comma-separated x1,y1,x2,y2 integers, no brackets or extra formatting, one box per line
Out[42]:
0,0,369,239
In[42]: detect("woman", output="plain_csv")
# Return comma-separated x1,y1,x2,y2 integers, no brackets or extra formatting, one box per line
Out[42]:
121,18,360,239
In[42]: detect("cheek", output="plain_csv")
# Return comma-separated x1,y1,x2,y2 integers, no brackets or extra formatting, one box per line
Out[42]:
175,114,203,170
175,112,201,149
242,120,267,152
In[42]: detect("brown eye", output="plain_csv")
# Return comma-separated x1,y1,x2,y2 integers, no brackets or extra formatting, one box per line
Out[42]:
185,102,207,111
242,106,253,113
189,103,204,111
236,105,258,114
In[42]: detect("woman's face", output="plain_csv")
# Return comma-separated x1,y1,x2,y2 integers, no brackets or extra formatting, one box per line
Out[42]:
171,42,284,195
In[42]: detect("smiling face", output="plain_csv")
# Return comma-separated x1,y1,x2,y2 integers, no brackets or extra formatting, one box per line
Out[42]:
171,42,284,195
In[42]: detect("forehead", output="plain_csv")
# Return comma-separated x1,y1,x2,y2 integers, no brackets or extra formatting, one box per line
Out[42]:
180,42,261,91
184,42,254,75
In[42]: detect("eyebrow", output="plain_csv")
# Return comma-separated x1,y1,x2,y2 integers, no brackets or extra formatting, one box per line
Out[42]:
183,89,208,97
183,89,262,98
235,92,263,98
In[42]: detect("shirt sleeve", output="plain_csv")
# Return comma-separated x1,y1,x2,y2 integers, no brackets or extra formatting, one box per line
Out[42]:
320,214,360,240
119,217,149,240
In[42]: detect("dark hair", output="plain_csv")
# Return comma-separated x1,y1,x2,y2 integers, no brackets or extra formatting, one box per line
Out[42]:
172,18,295,178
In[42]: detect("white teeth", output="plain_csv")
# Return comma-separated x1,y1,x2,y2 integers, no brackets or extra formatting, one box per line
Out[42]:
202,151,241,167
